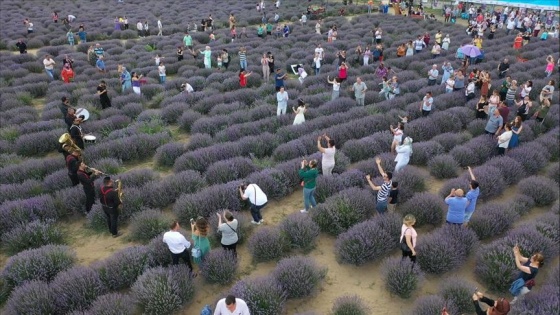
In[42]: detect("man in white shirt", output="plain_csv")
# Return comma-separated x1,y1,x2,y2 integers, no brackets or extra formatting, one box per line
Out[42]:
181,82,194,94
314,43,324,59
300,13,307,26
157,19,163,36
162,221,194,272
239,182,267,225
136,21,144,37
214,295,250,315
276,86,289,116
43,54,56,80
420,91,433,116
427,64,439,86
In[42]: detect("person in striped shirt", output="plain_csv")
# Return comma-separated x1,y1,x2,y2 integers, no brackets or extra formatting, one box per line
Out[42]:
238,46,247,70
365,157,393,214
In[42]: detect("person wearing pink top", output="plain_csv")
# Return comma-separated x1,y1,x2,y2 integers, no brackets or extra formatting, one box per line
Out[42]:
400,214,417,263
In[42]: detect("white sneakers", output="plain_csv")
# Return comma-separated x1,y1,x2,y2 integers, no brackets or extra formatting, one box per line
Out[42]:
300,209,308,213
251,220,265,225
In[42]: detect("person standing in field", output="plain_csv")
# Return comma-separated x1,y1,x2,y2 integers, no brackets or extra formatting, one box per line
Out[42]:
157,19,163,36
351,77,367,106
276,86,288,116
463,166,479,225
200,46,212,69
317,134,336,176
366,157,393,214
299,159,319,213
444,188,467,225
162,221,195,273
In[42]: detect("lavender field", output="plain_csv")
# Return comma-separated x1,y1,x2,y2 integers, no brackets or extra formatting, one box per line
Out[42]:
1,0,559,314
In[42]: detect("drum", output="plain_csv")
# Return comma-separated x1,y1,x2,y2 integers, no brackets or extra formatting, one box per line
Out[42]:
84,135,96,144
75,108,90,121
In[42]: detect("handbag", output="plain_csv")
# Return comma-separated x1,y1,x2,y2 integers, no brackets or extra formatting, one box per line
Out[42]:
400,228,412,252
191,238,201,259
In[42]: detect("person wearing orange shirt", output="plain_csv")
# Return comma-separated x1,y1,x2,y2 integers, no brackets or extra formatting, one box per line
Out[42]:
513,33,523,49
60,64,74,83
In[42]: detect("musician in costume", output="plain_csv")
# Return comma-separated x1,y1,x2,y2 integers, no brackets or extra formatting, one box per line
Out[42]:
58,133,81,158
100,176,122,238
77,161,101,214
69,117,85,150
66,148,82,186
65,107,77,132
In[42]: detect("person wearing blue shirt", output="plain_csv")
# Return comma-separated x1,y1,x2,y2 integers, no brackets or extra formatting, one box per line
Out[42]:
274,68,286,91
445,188,468,225
464,166,480,225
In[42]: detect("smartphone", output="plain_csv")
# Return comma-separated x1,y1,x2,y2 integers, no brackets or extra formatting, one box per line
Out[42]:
190,218,195,224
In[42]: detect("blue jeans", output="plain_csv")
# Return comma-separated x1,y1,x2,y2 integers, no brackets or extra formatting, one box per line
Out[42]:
250,203,266,222
315,67,320,75
160,75,166,84
303,187,317,211
45,69,54,79
240,60,247,70
376,200,387,214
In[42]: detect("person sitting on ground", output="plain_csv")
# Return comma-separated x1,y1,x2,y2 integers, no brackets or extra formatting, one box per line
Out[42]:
471,291,510,315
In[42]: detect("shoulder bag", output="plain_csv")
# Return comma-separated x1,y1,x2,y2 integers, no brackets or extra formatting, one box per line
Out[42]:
400,228,412,252
191,236,201,259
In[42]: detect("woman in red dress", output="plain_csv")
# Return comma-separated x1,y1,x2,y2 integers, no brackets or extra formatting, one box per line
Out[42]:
239,69,252,87
513,33,523,50
61,64,74,83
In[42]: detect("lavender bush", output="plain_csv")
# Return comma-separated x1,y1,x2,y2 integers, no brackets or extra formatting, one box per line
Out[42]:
432,132,471,152
132,265,195,315
146,170,207,208
279,212,320,252
508,143,550,174
485,155,527,185
0,194,60,236
173,182,242,222
245,168,292,200
335,216,397,266
1,220,66,255
87,293,136,315
2,244,76,291
509,194,535,216
548,163,560,184
438,277,477,314
411,295,458,315
272,256,327,299
468,203,519,240
4,280,56,315
129,209,170,244
410,141,445,166
94,246,153,291
391,165,426,203
517,176,559,206
51,266,108,314
416,225,479,274
509,285,560,315
230,276,287,315
382,257,424,298
428,154,459,179
205,157,257,185
247,226,290,262
311,188,375,235
331,295,370,315
397,192,445,227
200,249,238,285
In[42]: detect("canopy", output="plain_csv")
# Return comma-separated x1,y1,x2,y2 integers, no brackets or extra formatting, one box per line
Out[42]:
467,0,559,11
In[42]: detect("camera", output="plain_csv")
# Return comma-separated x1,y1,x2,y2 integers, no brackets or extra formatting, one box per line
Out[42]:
190,218,195,224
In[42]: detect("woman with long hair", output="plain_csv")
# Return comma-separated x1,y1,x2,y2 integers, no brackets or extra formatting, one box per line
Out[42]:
317,134,336,176
509,116,523,148
400,214,417,263
191,217,211,264
510,246,544,304
545,55,555,77
394,137,413,172
476,95,488,119
299,159,319,213
131,72,142,95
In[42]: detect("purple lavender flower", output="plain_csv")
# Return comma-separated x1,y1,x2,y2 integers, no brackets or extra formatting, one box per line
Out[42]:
272,256,327,299
229,276,287,315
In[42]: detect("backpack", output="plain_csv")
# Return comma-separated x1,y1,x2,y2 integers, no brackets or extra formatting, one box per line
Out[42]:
201,304,212,315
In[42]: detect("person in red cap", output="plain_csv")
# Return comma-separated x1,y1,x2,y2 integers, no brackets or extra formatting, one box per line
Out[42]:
471,291,510,315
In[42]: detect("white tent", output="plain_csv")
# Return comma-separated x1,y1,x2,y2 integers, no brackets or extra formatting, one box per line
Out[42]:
467,0,559,11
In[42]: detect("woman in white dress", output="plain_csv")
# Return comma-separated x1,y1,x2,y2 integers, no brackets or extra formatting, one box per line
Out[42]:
293,99,307,125
317,134,336,176
442,34,451,50
394,137,413,173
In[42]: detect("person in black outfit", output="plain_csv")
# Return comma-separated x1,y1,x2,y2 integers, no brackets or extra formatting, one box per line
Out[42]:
100,176,122,238
77,161,101,214
497,58,509,78
59,96,73,117
69,117,85,150
97,80,111,109
471,291,510,315
15,39,27,54
65,108,77,132
66,149,82,186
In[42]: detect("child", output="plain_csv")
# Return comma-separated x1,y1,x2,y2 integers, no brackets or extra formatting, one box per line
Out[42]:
387,181,399,212
239,69,252,87
209,32,215,41
217,55,223,69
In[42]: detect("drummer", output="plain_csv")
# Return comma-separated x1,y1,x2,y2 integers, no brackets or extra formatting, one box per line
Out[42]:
69,117,85,150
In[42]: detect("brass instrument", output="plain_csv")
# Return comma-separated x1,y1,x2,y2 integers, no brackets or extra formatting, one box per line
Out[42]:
85,166,109,176
115,179,123,203
58,133,81,154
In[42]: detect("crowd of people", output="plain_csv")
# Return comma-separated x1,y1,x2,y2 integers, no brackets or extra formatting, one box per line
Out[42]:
10,1,557,314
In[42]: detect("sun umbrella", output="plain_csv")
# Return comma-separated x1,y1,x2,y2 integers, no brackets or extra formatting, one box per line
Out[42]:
460,44,482,58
